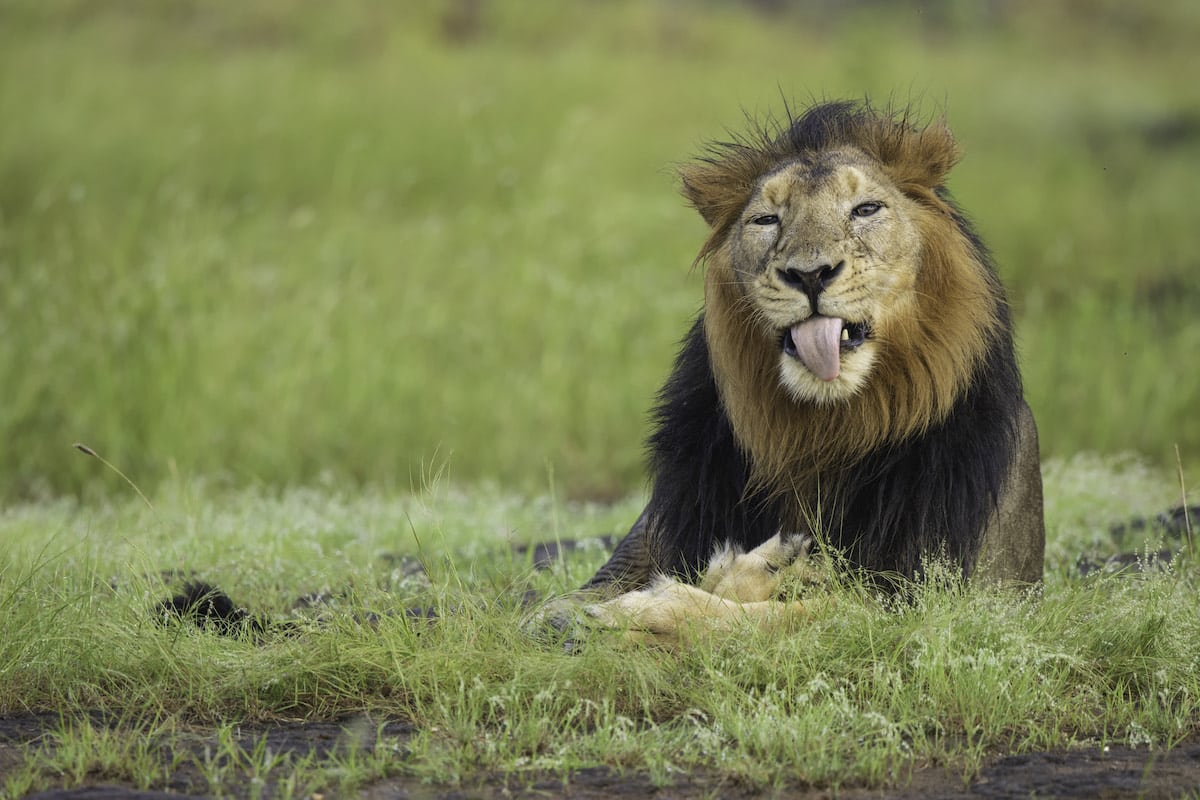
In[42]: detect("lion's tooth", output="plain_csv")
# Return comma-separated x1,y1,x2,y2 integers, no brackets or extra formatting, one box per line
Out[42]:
841,327,849,341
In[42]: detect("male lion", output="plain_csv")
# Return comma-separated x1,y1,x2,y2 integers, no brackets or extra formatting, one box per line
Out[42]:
571,100,1045,638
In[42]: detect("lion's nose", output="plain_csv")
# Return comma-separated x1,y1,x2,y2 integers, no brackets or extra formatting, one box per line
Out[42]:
777,260,845,297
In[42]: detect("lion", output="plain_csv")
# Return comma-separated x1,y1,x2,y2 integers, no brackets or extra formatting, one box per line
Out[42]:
560,100,1045,640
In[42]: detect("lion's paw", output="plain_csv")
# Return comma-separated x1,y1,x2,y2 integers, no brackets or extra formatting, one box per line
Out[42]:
521,593,607,652
699,532,814,602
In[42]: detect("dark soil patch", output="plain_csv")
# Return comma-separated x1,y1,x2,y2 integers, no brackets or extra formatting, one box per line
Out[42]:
3,713,414,799
4,713,1199,799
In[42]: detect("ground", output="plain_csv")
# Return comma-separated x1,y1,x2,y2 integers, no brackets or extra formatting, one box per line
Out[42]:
4,712,1199,798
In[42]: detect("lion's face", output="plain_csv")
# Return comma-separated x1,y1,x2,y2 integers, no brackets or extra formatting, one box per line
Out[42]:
729,148,922,404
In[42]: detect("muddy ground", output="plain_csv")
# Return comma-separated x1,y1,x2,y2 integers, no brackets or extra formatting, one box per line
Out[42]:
4,712,1199,799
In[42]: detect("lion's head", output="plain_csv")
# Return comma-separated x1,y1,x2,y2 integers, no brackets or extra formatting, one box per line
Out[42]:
680,101,1009,488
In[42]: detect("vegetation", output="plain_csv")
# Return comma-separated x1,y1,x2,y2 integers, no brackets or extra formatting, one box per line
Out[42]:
1,0,1198,501
1,1,1199,795
2,455,1197,796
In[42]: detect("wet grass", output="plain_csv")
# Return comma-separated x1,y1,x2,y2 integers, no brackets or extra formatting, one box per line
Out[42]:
1,457,1198,796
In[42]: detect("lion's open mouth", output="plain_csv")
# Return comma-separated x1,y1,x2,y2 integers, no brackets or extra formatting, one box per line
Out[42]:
780,317,871,382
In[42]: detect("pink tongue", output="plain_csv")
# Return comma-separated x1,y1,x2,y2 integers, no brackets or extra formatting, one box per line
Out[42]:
790,316,844,382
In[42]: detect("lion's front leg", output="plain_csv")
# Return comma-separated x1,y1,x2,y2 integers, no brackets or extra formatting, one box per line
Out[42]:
584,532,818,641
583,576,808,640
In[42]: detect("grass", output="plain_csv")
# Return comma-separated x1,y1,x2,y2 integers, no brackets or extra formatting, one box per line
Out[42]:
2,456,1198,796
2,2,1199,795
1,0,1198,500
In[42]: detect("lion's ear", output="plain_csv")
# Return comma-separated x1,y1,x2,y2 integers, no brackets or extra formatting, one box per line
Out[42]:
879,120,961,192
679,142,773,231
679,163,746,230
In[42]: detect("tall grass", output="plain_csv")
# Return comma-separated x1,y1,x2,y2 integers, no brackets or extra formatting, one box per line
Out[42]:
2,0,1198,501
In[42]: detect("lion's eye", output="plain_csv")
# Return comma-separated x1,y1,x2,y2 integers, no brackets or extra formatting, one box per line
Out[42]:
851,201,883,218
750,214,780,226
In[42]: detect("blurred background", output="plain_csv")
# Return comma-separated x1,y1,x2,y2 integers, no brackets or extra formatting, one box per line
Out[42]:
2,0,1197,502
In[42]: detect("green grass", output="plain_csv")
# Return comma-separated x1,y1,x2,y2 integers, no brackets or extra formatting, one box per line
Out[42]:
2,0,1199,500
1,456,1198,796
2,3,1199,794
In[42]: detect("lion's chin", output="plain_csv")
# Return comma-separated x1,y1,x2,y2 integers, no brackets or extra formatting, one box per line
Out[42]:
778,344,876,405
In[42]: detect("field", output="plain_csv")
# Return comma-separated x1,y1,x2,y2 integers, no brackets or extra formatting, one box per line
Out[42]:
1,457,1199,797
2,0,1200,797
